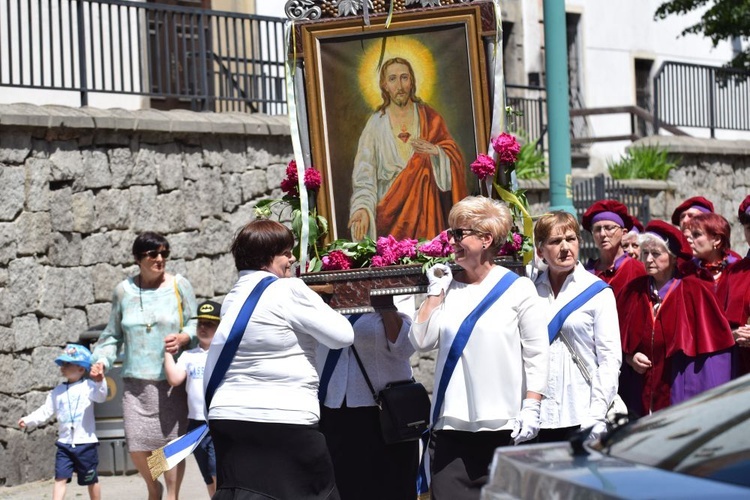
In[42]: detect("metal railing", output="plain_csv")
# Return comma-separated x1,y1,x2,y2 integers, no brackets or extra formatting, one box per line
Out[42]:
0,0,287,113
506,84,547,151
654,61,750,137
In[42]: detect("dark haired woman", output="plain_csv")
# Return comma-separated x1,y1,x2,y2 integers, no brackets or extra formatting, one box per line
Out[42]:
90,232,198,500
204,219,354,500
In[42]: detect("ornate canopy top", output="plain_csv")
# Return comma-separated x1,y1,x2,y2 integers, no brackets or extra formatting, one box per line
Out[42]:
285,0,480,21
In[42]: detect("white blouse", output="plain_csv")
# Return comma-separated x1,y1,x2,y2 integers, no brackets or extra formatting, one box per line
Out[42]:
204,270,354,425
317,312,414,408
534,263,622,428
409,265,549,432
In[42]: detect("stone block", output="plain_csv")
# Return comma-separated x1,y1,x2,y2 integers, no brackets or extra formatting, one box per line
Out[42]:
179,181,202,230
0,222,18,265
185,257,214,299
241,170,268,200
109,147,135,188
225,202,256,235
49,188,74,232
0,130,32,164
71,191,95,234
107,231,137,266
219,136,248,173
62,267,94,308
48,142,84,185
266,162,286,191
410,352,436,394
0,325,14,352
86,303,112,329
222,174,242,212
82,149,112,189
168,231,200,261
39,308,87,347
202,147,224,168
12,314,42,351
94,188,131,230
182,147,203,180
7,257,42,315
0,165,25,221
246,146,272,169
130,148,159,186
38,267,66,319
196,168,224,217
153,143,183,192
48,232,82,267
158,190,187,232
197,218,233,256
0,288,10,326
16,212,52,255
211,252,238,295
129,185,163,233
24,158,52,212
80,232,113,266
92,263,127,301
0,394,26,427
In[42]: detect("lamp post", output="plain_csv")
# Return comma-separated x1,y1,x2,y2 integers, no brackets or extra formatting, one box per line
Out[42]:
543,0,575,213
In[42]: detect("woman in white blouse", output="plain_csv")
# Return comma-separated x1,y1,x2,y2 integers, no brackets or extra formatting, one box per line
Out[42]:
410,196,549,499
317,295,416,500
533,211,622,442
203,220,354,500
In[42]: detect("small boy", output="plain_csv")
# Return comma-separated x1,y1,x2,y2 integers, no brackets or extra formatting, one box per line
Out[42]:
19,343,108,500
164,299,221,497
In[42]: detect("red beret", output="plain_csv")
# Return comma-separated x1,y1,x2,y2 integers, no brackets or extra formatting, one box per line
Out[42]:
627,214,644,234
582,200,633,232
643,220,693,259
739,195,750,219
670,196,714,226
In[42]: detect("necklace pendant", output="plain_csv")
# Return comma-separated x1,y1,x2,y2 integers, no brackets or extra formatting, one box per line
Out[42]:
146,323,152,333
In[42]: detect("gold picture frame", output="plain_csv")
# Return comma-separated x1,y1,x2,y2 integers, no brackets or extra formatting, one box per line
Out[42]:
300,4,494,242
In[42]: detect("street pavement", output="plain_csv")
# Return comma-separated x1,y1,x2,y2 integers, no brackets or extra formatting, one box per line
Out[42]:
0,458,210,499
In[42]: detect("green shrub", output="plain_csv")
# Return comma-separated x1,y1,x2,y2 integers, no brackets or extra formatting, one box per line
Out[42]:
607,146,677,180
514,138,547,180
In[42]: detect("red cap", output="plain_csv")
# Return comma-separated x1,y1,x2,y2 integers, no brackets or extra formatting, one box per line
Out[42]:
582,200,633,232
670,196,714,226
627,214,644,234
739,195,750,219
643,220,693,259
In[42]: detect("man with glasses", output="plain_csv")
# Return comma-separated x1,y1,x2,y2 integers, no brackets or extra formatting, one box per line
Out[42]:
582,200,646,298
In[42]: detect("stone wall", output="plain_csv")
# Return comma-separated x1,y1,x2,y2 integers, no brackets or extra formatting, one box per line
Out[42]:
0,104,294,486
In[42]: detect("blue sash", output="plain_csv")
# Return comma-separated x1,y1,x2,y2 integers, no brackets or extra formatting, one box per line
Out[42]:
547,280,609,343
147,275,277,479
417,271,519,494
318,313,362,404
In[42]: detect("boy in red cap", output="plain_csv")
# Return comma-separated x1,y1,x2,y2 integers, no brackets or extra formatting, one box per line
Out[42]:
582,200,646,297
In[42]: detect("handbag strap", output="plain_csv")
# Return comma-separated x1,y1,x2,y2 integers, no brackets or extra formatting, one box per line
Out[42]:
204,275,277,408
547,280,609,344
431,271,519,425
350,344,380,406
318,314,362,403
173,278,183,330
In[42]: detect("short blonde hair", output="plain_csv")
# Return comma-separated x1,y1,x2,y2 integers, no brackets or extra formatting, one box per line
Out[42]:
448,196,512,250
534,211,581,248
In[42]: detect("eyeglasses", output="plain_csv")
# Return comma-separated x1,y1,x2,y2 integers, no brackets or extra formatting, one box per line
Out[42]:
141,250,170,259
591,225,622,236
447,228,481,242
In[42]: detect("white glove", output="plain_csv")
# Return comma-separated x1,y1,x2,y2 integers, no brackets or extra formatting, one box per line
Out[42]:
511,398,541,445
426,264,453,297
580,417,607,442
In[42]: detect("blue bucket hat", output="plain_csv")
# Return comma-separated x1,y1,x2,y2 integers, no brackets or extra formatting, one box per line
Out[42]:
55,344,92,371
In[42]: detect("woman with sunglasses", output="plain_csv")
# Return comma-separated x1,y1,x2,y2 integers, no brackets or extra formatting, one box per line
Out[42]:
410,196,548,499
90,232,198,500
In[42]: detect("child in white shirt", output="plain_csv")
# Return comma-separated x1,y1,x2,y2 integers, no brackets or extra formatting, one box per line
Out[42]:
164,299,220,497
19,343,108,500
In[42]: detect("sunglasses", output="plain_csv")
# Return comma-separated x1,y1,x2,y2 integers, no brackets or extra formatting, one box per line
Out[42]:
141,250,171,259
446,228,481,242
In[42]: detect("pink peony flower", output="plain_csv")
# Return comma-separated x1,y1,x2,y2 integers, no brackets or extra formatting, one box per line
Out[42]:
370,255,388,267
418,231,453,257
304,168,322,191
491,132,521,164
321,249,352,271
470,154,497,180
498,232,524,256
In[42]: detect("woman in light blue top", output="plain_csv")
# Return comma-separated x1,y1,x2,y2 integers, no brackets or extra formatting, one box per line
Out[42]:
90,232,197,500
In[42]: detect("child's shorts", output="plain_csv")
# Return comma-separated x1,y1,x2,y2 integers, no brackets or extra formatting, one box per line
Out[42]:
55,442,99,485
188,419,216,484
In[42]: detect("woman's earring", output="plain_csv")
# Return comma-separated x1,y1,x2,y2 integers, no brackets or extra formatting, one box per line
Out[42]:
482,244,486,249
542,258,548,264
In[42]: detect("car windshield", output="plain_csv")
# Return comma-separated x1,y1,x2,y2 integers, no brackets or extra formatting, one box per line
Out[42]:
602,374,750,488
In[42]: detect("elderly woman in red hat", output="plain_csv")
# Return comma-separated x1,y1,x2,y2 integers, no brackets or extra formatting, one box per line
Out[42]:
582,200,646,297
717,196,750,376
671,196,715,230
617,220,734,417
621,215,644,260
683,212,740,289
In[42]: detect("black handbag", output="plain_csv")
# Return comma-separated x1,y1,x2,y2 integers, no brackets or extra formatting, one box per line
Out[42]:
350,346,430,444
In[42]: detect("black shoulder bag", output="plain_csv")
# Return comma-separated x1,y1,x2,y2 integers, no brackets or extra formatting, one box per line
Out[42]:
350,346,430,444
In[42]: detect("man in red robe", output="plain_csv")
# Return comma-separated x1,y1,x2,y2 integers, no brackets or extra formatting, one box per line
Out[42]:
617,221,734,417
348,57,467,242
